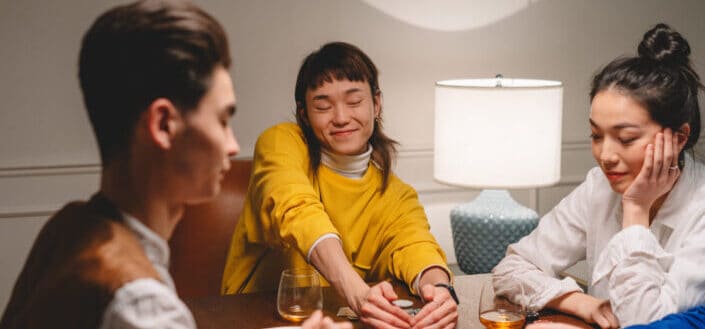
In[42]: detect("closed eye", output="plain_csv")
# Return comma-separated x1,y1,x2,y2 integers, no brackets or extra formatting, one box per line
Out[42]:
619,137,637,145
590,133,603,141
219,115,230,127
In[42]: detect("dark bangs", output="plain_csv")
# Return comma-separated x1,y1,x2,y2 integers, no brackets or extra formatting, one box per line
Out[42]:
294,42,379,109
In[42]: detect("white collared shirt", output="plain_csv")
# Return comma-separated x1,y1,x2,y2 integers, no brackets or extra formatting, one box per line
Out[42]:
493,155,705,326
99,213,196,329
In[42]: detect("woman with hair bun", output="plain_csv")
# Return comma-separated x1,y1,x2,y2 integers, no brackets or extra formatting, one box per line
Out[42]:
493,23,705,328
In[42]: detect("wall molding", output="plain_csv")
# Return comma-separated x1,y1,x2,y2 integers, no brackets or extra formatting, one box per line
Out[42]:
0,142,591,177
0,205,60,219
0,164,100,178
0,143,591,218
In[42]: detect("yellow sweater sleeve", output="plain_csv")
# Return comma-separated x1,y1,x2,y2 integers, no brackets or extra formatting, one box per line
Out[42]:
371,178,450,294
244,123,340,257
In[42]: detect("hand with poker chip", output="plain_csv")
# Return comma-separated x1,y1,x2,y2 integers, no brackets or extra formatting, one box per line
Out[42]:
410,268,458,329
357,281,414,329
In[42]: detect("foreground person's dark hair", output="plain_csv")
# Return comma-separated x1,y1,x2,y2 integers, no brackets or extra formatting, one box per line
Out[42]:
79,0,231,164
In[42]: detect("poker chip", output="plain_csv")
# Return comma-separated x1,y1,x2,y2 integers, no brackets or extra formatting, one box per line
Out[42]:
392,299,414,308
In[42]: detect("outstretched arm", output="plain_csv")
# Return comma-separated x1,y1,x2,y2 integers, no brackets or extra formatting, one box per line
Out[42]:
411,268,458,329
309,238,413,329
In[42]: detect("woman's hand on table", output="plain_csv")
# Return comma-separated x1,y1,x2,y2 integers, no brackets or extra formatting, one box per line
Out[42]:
582,299,619,329
302,310,353,329
410,284,458,329
547,292,619,329
357,281,413,329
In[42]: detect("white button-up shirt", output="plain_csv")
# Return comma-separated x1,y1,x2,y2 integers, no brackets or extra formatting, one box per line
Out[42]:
493,155,705,326
99,213,196,329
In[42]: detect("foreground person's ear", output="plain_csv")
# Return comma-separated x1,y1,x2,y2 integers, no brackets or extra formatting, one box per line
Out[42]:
145,98,182,149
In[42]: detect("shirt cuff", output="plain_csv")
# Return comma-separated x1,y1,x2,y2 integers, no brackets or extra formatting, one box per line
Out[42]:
592,225,673,286
306,233,342,262
412,265,452,295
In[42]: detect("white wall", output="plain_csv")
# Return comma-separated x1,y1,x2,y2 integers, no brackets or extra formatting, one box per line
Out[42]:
2,0,705,311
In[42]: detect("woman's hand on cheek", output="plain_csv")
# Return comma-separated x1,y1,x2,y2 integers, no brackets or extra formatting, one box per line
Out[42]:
621,129,680,227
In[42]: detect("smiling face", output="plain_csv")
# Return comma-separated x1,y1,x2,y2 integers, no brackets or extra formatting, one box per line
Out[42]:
590,88,664,194
303,78,380,156
170,66,240,203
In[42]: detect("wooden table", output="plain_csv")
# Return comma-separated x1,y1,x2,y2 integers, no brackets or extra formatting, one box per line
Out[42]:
185,281,419,329
185,274,592,329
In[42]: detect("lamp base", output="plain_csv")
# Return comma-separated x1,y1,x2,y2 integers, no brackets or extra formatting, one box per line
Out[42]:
450,189,538,274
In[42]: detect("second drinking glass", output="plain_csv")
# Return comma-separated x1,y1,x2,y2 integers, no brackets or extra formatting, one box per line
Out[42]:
277,268,323,322
478,279,526,329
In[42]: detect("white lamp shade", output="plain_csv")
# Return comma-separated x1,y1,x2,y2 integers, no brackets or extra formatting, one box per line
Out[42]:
434,78,563,189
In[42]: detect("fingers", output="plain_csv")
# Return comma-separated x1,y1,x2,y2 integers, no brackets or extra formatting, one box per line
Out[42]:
592,311,610,329
413,286,446,321
662,128,681,182
599,302,619,328
590,300,619,329
624,128,681,212
652,132,664,178
655,129,683,181
363,316,409,329
672,130,680,167
605,313,620,328
359,299,411,329
412,287,458,329
378,281,400,302
640,143,654,181
667,129,682,180
421,284,435,302
663,128,675,170
369,282,410,322
360,283,412,329
412,301,457,329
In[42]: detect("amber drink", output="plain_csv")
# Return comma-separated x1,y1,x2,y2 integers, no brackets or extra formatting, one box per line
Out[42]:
479,309,526,329
478,279,526,329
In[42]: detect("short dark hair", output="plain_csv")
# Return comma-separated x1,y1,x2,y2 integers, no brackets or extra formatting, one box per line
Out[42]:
590,23,703,164
79,0,231,164
294,42,398,191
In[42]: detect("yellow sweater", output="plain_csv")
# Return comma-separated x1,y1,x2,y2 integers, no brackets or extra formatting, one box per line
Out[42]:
222,123,448,294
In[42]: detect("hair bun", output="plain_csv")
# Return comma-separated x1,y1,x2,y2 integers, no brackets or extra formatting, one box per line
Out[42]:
637,23,691,64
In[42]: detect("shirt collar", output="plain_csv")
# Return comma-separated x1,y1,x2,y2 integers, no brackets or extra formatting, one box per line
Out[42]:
320,144,372,178
120,211,171,269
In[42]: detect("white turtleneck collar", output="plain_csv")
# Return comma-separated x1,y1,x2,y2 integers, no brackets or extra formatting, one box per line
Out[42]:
320,144,372,179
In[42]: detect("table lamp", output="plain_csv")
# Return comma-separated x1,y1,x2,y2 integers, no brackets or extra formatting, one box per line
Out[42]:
434,76,563,274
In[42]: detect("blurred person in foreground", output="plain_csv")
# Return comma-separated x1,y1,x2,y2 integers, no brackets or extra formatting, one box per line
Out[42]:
0,1,349,329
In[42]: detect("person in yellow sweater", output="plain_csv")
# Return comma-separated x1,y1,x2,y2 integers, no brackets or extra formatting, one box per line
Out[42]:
222,42,458,329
